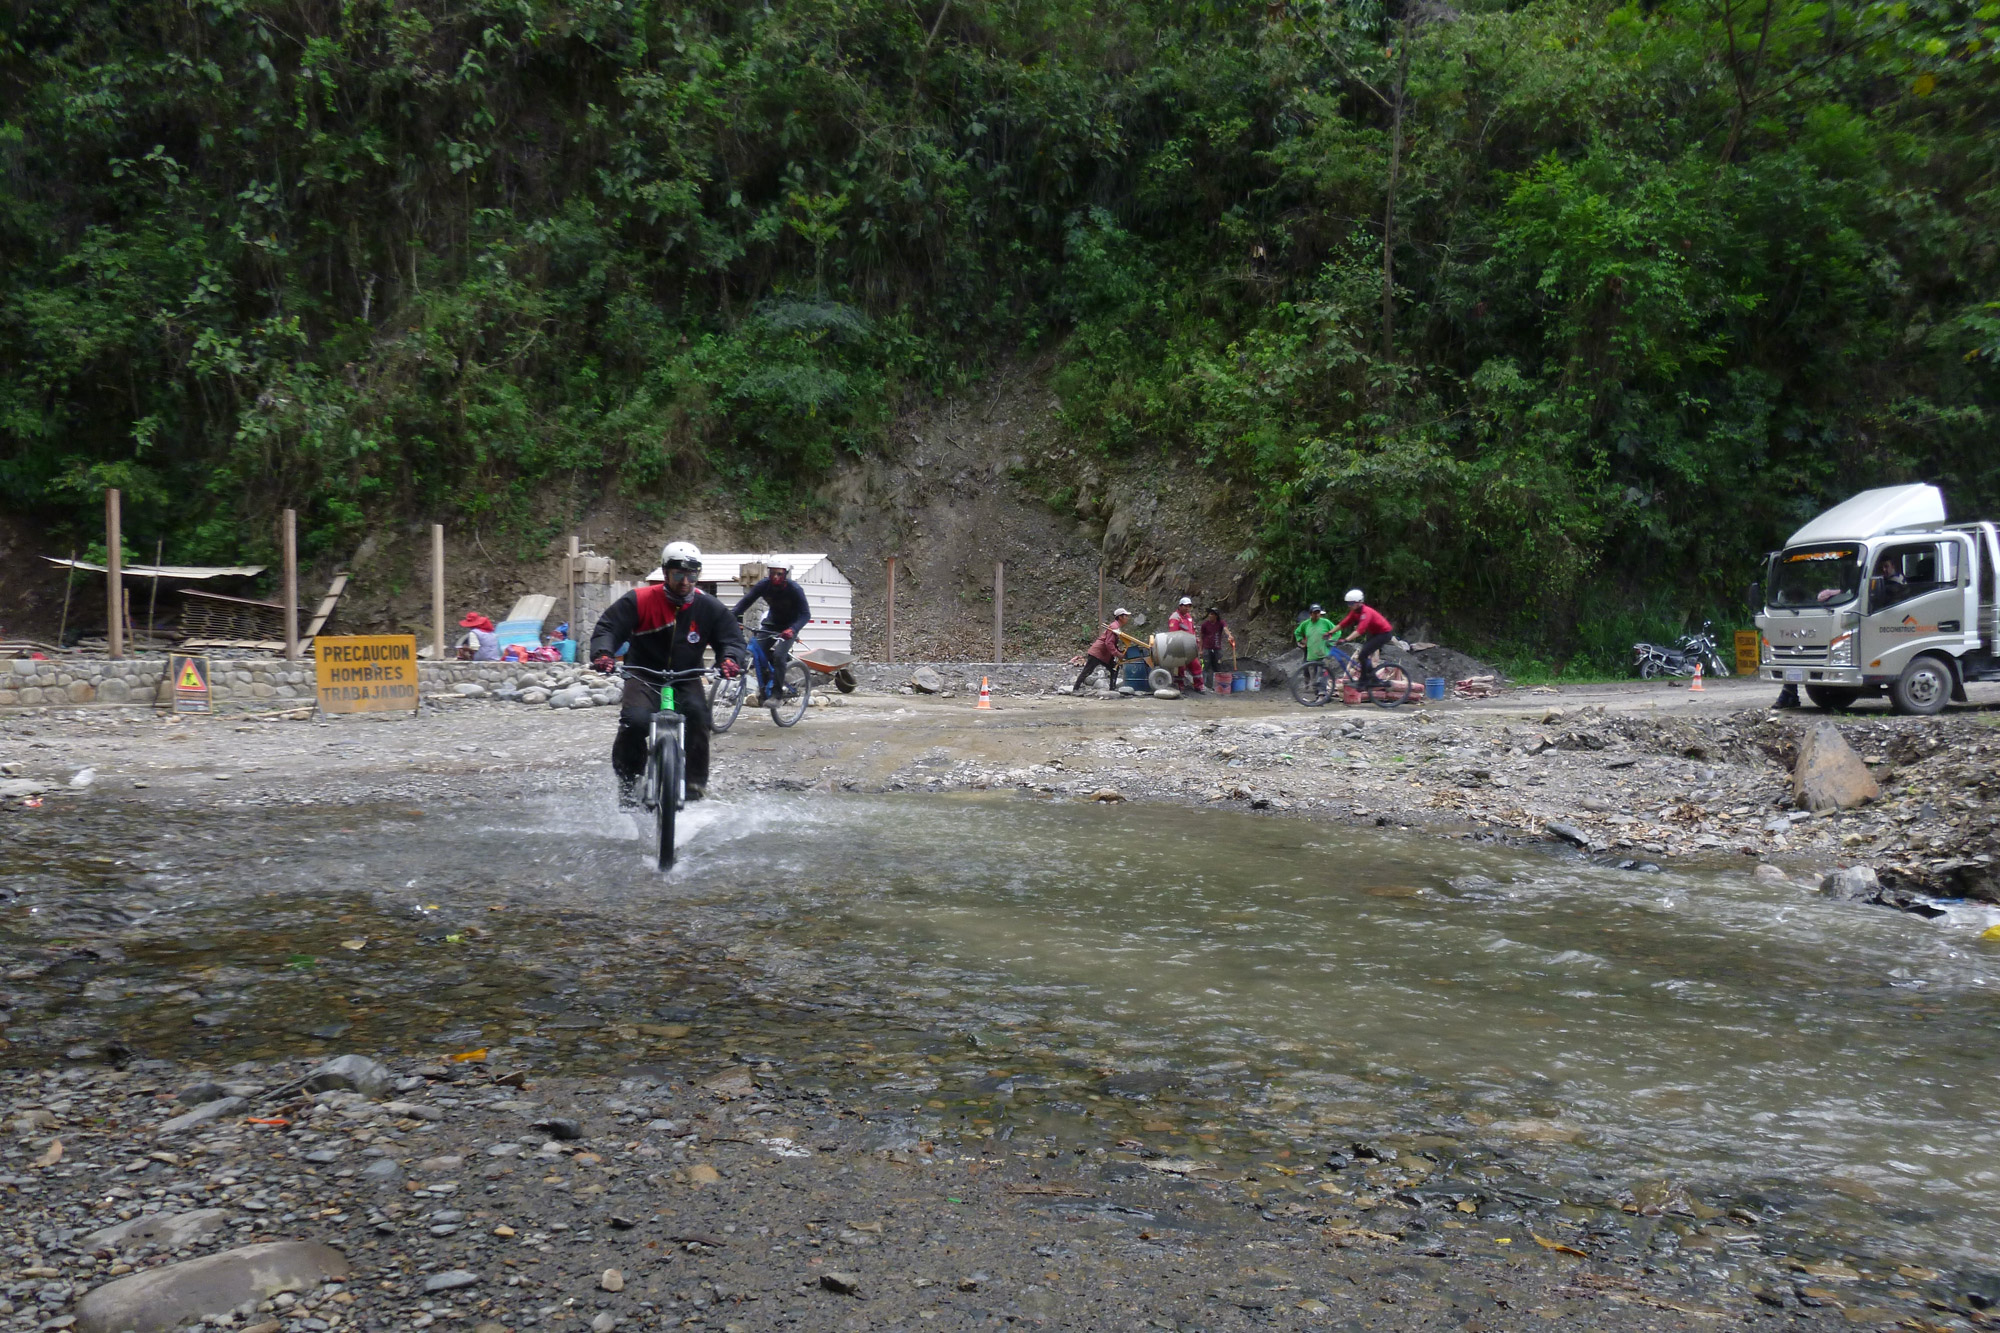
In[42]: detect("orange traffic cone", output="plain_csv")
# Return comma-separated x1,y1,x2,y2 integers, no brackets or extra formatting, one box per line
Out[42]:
977,677,993,709
1690,660,1704,691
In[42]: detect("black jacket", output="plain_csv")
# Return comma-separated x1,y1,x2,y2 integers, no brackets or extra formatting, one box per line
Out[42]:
590,585,746,676
731,575,812,636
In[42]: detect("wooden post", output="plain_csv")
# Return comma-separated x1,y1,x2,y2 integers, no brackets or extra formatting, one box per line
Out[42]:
57,547,76,649
282,507,299,661
1097,564,1104,628
147,538,164,646
106,488,124,659
993,561,1004,664
885,556,896,664
431,523,446,660
567,535,579,644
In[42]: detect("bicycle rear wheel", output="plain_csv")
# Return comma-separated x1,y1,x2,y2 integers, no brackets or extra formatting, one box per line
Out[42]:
649,730,682,869
708,668,746,734
1370,663,1411,709
769,660,811,726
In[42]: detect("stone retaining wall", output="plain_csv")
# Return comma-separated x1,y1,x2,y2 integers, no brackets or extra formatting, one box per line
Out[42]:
0,656,1086,709
0,657,531,710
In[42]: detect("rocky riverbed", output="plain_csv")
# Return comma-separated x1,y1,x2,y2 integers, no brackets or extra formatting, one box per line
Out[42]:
5,675,2000,1331
0,1048,1921,1333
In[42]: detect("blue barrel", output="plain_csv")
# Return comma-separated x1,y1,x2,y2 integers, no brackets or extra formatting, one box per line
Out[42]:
1122,660,1150,689
1425,676,1446,700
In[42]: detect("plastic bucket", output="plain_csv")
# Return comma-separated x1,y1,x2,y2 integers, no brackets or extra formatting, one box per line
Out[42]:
1247,671,1263,692
1210,671,1233,693
1425,676,1446,700
1231,674,1247,693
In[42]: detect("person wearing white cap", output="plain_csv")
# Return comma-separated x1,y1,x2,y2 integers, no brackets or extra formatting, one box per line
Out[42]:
1071,607,1131,693
1166,596,1205,692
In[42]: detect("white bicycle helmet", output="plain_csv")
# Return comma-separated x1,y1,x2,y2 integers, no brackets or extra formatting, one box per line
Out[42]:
661,540,703,573
1344,588,1364,603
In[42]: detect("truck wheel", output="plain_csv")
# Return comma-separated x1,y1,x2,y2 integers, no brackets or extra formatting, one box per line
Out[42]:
1889,655,1952,716
1804,685,1859,712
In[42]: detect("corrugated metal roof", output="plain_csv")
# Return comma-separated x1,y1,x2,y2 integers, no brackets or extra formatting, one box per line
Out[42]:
43,557,266,580
699,554,849,584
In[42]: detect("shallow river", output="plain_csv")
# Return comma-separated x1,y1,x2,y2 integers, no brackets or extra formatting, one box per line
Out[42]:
7,787,2000,1289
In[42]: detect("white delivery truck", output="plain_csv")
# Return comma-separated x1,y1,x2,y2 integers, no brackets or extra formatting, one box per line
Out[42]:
1757,483,2000,714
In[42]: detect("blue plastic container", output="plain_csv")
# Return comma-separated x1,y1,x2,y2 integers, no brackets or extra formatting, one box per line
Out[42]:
1425,676,1446,700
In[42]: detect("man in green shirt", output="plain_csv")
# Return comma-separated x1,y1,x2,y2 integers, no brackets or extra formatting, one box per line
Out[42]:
1295,603,1339,662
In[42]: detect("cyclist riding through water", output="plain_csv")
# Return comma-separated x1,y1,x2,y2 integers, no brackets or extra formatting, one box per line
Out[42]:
730,561,812,697
1334,589,1394,688
589,541,746,806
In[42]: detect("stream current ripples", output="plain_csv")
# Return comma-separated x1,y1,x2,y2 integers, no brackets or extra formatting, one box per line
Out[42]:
6,785,2000,1301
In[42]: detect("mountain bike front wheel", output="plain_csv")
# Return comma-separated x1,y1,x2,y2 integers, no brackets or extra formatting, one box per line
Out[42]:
769,660,811,727
647,730,682,869
708,668,746,734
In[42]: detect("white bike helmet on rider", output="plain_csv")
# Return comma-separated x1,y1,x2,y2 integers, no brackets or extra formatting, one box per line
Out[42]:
658,541,703,596
1345,589,1364,604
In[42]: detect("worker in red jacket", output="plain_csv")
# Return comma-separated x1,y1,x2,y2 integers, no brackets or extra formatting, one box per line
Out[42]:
1071,608,1131,693
1166,597,1204,692
1334,589,1394,688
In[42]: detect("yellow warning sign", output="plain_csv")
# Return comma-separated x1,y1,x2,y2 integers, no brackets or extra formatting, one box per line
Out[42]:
169,654,210,714
313,635,420,714
1734,629,1761,676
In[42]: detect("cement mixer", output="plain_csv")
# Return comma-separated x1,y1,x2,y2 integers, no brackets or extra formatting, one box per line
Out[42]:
1118,628,1199,691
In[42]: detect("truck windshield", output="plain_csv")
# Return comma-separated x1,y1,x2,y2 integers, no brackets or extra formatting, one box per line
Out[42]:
1769,545,1862,608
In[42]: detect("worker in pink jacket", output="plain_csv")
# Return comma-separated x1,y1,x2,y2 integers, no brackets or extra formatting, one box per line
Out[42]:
1071,608,1131,693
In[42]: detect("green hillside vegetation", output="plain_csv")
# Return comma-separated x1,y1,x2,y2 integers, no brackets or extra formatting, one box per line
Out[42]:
4,0,1996,665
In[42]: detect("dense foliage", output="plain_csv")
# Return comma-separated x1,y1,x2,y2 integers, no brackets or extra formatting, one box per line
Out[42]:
4,0,1996,661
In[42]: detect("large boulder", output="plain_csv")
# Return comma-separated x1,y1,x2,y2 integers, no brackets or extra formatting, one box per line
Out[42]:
156,1096,244,1135
909,667,945,694
84,1207,231,1253
303,1054,394,1099
74,1241,351,1333
1819,865,1882,902
1792,721,1879,812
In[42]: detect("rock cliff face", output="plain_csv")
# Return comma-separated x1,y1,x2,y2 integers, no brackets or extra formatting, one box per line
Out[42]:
319,366,1272,663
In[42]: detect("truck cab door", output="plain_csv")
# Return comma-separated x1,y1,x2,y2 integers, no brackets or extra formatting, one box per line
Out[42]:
1862,538,1968,676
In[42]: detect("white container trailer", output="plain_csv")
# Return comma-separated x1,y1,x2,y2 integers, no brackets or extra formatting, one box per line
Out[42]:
698,554,854,655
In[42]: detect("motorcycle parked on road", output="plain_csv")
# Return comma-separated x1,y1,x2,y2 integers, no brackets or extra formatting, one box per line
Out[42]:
1632,621,1731,679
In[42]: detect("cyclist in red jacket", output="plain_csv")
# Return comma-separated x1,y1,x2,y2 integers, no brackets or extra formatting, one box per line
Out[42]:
1334,589,1394,688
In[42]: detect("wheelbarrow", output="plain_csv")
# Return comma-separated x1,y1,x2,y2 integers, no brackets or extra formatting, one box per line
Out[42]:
1115,629,1199,692
795,645,859,693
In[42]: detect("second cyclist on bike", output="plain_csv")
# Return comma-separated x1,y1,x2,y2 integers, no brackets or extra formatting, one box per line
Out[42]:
1334,589,1394,688
731,561,812,699
590,541,746,805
